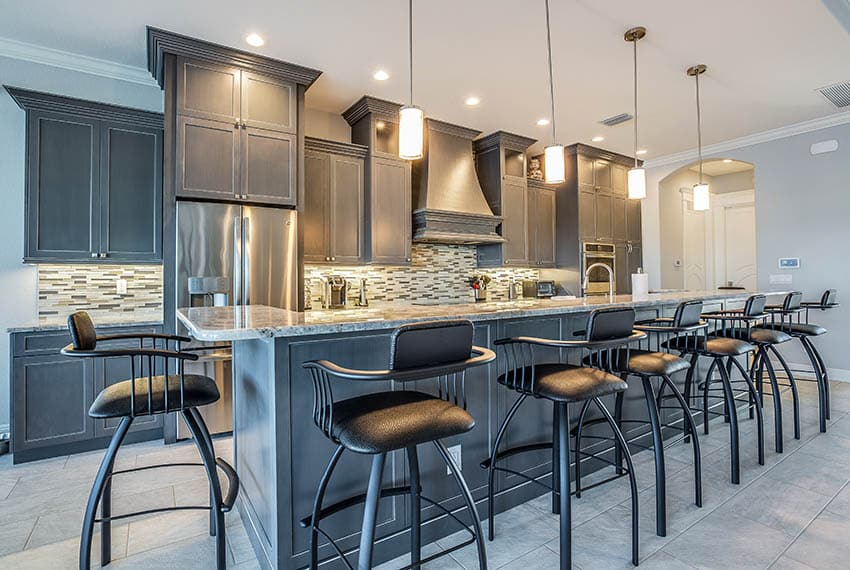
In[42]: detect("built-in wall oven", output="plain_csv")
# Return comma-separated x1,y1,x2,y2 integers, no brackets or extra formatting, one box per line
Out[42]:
582,242,616,296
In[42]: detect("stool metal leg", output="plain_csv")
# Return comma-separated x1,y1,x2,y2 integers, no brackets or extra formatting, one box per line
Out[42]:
435,440,488,570
101,474,112,565
81,416,133,570
729,356,765,466
486,393,526,540
800,337,828,431
309,445,345,569
762,352,784,453
683,352,699,442
573,399,592,499
407,445,421,568
703,358,719,435
187,407,219,537
556,401,572,570
358,453,386,570
717,360,740,484
660,375,702,507
613,390,625,475
552,402,560,514
641,376,667,537
771,346,801,440
810,339,831,420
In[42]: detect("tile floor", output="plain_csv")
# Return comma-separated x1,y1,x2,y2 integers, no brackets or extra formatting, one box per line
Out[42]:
1,379,849,569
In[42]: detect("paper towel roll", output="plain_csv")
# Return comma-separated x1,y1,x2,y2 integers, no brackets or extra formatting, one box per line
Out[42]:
631,273,649,299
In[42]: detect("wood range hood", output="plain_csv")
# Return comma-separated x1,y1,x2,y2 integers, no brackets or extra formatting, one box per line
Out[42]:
411,119,504,245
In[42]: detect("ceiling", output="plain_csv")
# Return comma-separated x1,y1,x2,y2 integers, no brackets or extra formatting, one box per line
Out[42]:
2,0,850,158
688,159,753,177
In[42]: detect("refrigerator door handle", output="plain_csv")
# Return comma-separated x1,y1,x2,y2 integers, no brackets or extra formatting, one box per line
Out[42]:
233,215,242,305
242,216,250,305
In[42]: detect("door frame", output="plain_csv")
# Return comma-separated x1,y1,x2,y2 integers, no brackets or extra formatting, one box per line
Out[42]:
711,189,756,289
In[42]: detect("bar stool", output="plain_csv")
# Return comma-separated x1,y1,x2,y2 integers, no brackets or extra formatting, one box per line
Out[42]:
574,300,706,538
713,293,800,453
60,311,238,569
301,320,495,570
761,289,839,432
664,296,766,484
482,307,645,569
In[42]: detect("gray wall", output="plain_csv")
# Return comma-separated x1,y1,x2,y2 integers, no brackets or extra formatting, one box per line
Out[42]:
0,55,163,431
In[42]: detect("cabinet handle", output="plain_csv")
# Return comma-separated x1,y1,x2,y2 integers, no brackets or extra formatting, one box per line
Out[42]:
234,121,240,129
100,253,107,258
331,257,336,261
241,122,247,129
91,253,98,258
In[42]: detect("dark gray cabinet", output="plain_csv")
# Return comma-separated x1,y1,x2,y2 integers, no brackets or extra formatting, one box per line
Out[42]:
343,97,413,265
174,57,297,206
10,323,164,463
304,138,366,264
7,88,163,263
474,132,535,268
528,180,556,267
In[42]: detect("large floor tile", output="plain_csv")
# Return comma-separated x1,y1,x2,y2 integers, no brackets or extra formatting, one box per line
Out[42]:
111,532,234,569
0,516,37,556
496,544,562,570
125,509,212,557
639,550,698,569
769,555,816,569
782,510,850,569
762,450,850,497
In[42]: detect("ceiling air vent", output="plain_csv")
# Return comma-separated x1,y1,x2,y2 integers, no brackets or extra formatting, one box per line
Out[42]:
817,82,850,108
599,113,633,127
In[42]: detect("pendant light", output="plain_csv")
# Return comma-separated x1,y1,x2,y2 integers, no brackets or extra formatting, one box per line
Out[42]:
688,64,710,211
624,27,646,199
399,0,424,160
543,0,564,184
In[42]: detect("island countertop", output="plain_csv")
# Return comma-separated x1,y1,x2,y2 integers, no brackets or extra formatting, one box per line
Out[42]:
177,290,777,342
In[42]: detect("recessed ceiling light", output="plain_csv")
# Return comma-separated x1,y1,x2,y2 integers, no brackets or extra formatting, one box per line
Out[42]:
722,159,733,163
465,96,481,106
373,69,390,81
636,149,648,155
245,33,265,47
536,118,550,126
591,136,605,142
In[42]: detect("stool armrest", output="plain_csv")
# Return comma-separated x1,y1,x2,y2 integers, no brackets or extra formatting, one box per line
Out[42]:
96,332,192,344
495,331,646,350
634,321,708,334
60,345,200,361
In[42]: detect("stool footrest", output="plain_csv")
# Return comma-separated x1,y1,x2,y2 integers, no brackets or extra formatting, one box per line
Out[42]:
299,485,412,528
479,441,552,470
95,504,211,523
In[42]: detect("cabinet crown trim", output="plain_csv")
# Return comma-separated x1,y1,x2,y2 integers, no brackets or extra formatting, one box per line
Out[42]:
146,26,322,89
527,179,556,191
5,87,164,129
565,143,640,168
425,118,481,140
473,131,537,154
342,95,403,126
305,137,368,158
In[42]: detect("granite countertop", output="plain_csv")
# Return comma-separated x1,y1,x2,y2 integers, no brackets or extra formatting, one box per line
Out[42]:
7,313,164,334
177,290,777,342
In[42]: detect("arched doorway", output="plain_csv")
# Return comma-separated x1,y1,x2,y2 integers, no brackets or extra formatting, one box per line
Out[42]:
657,159,756,291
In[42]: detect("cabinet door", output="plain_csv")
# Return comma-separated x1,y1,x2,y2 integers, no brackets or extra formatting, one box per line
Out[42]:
595,192,613,243
240,71,296,133
241,128,296,206
527,191,540,266
304,151,331,262
577,155,594,186
100,122,162,262
532,187,556,266
12,355,94,452
628,243,643,275
370,157,412,264
593,160,612,193
612,164,627,196
612,195,628,242
176,58,241,124
25,111,100,261
627,199,642,242
615,242,629,294
176,115,240,200
501,180,528,265
329,155,363,263
578,189,596,242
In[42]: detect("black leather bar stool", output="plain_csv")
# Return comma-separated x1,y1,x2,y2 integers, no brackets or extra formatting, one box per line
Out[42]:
574,300,706,538
483,307,645,569
664,296,766,484
61,312,238,569
761,289,839,432
713,294,800,453
301,320,495,570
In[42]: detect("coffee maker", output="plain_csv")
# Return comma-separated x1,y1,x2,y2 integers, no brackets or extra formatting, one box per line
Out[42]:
324,275,349,309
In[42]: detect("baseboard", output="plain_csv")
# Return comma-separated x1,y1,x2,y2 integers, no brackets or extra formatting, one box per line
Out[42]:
773,361,850,382
0,424,9,435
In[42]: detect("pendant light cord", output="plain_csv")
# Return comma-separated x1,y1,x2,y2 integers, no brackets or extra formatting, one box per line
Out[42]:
408,0,414,106
633,37,638,168
696,71,703,183
544,0,557,144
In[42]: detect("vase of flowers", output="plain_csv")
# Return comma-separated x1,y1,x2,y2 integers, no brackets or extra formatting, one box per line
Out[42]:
468,274,491,302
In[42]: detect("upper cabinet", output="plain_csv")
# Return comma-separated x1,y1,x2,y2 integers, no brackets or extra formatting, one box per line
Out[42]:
7,88,163,263
343,96,413,265
174,57,297,206
527,180,556,267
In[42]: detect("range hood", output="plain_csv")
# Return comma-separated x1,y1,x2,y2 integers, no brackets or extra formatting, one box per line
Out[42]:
412,119,503,245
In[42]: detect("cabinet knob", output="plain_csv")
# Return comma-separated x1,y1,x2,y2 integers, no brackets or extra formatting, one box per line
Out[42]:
325,257,330,261
241,122,247,129
100,253,107,258
234,121,240,129
331,257,336,261
91,253,98,258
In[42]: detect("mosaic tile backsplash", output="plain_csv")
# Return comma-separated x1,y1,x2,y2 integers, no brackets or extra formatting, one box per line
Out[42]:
37,264,163,322
305,244,539,305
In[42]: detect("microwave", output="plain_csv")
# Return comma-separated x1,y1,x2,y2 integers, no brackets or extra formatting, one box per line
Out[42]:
522,280,556,298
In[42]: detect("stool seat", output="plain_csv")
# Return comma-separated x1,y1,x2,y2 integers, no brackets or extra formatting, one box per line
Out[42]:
663,336,754,356
584,349,691,376
759,322,827,337
331,391,474,454
713,327,793,345
499,364,627,402
89,374,220,419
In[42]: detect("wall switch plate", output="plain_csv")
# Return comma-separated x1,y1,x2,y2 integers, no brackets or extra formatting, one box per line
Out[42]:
779,257,800,269
673,259,682,268
769,274,793,285
116,278,128,295
447,444,462,474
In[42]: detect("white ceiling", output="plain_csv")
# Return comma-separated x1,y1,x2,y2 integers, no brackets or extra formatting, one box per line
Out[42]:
688,159,753,177
2,0,850,158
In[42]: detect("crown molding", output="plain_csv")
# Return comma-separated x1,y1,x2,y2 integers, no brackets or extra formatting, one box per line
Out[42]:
645,110,850,169
5,86,163,128
473,131,537,154
0,36,157,87
342,95,403,126
305,136,367,158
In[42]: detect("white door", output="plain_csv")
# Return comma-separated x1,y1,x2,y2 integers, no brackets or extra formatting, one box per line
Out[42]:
682,191,709,290
721,204,757,290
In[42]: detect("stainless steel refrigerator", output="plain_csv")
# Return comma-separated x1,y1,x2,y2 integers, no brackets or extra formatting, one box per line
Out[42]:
174,201,298,438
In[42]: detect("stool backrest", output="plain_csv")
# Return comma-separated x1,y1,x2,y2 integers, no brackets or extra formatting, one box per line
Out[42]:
389,320,473,371
673,300,704,327
822,289,838,307
743,294,767,318
585,307,636,341
783,291,803,311
68,311,97,351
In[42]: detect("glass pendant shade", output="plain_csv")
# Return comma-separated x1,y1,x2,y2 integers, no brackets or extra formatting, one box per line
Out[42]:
398,105,424,160
627,167,647,199
693,183,710,211
544,144,565,184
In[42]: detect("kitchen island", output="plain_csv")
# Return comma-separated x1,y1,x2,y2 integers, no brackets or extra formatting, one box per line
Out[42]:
177,290,769,569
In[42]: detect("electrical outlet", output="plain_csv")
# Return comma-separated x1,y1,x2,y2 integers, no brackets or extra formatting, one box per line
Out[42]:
769,274,792,285
116,278,128,295
447,444,462,474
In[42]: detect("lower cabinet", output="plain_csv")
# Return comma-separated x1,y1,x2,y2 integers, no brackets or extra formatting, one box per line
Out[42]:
614,241,643,293
10,323,164,463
